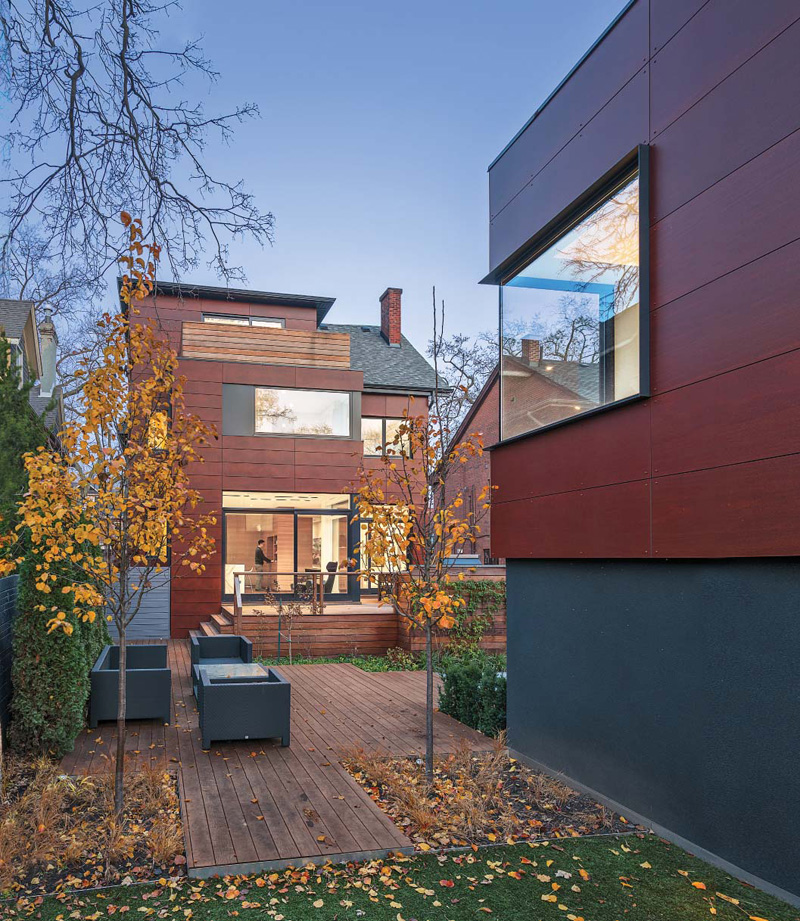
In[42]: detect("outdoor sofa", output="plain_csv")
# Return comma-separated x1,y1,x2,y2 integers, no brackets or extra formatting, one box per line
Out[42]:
190,633,253,696
196,665,290,750
89,644,172,727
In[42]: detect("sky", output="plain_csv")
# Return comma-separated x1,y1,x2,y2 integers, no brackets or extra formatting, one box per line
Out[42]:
155,0,626,353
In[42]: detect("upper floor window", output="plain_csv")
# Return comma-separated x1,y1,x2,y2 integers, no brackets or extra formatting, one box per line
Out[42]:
203,313,285,328
362,417,408,456
500,169,644,440
255,387,350,437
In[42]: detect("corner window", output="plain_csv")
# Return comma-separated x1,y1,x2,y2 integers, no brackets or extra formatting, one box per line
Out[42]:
255,387,351,437
362,417,407,456
500,170,644,440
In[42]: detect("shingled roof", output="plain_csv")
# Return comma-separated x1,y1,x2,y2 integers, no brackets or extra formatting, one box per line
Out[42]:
324,323,441,392
0,298,35,339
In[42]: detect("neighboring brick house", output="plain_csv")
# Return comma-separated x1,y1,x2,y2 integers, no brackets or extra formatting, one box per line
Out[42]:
132,282,439,638
0,298,63,431
446,366,500,564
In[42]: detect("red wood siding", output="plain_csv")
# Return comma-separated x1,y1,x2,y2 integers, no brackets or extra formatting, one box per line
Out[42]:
489,0,800,560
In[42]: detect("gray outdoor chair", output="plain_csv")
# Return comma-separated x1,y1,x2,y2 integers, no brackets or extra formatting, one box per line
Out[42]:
89,644,172,727
190,634,253,696
197,666,290,750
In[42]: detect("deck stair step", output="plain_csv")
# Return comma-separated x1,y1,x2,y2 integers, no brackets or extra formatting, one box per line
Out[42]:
212,611,233,633
199,620,219,637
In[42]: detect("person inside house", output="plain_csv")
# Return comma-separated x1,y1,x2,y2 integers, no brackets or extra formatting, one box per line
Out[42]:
254,538,272,591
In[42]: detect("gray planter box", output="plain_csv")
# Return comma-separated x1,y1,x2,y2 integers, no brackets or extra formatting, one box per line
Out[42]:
89,644,172,728
197,665,290,750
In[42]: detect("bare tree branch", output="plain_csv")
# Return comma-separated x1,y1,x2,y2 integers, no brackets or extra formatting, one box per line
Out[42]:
0,0,274,319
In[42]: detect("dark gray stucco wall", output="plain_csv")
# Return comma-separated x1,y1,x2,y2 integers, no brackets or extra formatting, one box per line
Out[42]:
0,574,19,735
506,558,800,901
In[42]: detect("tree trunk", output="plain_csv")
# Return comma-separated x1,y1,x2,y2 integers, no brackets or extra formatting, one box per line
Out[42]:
425,623,434,783
114,622,126,818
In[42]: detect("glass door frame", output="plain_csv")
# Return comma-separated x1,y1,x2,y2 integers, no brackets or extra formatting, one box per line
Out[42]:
222,498,361,604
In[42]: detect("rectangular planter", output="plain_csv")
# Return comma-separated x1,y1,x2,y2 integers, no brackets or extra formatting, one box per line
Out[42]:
89,644,172,727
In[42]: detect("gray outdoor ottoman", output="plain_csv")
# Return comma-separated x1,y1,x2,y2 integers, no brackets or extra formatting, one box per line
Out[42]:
197,663,290,750
89,644,172,727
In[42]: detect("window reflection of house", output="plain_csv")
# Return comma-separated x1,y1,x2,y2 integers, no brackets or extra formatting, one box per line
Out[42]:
500,172,641,439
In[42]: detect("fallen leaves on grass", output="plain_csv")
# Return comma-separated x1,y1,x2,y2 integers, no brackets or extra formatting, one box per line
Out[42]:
5,839,789,921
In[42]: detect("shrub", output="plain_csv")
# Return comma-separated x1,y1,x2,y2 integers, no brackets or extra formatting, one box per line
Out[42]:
9,554,104,757
438,650,507,737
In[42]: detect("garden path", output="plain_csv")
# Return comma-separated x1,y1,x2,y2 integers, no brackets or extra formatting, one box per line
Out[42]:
61,639,492,877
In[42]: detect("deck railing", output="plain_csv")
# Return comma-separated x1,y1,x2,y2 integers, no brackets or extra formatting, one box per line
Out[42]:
230,569,394,633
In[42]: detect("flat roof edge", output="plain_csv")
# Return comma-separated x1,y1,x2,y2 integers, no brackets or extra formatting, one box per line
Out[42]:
487,0,638,172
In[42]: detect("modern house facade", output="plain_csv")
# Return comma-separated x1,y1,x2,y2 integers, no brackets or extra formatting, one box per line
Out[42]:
135,283,438,638
483,0,800,905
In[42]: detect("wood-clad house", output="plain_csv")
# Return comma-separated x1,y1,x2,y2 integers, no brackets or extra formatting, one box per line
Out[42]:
482,0,800,906
132,283,439,641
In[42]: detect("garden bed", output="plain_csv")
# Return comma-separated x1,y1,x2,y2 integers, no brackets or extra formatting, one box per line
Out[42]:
0,757,185,897
343,737,636,850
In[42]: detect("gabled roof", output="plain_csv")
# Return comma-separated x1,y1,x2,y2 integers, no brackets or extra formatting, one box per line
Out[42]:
149,281,336,327
0,297,36,340
323,324,441,393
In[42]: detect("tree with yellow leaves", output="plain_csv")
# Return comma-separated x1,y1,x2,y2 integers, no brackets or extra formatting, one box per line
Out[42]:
0,215,217,815
354,410,491,782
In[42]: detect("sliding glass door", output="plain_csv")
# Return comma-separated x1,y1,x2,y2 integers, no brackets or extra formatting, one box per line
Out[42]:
222,492,355,600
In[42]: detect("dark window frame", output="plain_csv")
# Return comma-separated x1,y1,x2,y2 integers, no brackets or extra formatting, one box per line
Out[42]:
221,498,359,602
495,144,650,448
254,385,354,440
361,416,406,456
202,312,286,328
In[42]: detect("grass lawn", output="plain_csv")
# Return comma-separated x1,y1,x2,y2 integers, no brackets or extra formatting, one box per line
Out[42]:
8,834,798,921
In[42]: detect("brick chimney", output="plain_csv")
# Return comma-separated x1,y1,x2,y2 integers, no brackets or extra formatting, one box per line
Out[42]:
521,337,542,365
380,287,402,346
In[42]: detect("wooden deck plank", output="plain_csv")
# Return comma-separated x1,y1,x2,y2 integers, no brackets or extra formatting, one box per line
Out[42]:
63,639,491,874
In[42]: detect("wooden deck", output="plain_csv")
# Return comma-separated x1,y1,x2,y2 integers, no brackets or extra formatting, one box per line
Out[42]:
61,640,492,877
216,602,400,656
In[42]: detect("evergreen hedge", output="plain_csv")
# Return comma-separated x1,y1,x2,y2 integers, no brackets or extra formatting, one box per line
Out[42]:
10,554,109,757
438,650,507,737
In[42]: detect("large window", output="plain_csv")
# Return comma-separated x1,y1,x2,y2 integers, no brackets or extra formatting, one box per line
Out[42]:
255,387,351,437
223,491,351,597
203,313,284,328
500,170,643,440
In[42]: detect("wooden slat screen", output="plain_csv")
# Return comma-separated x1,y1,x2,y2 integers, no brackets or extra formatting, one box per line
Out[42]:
181,322,350,369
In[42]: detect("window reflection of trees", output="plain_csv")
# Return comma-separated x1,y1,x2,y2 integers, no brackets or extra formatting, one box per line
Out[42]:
559,178,639,315
502,176,639,366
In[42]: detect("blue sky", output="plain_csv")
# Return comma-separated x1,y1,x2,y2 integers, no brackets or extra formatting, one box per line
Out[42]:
162,0,626,350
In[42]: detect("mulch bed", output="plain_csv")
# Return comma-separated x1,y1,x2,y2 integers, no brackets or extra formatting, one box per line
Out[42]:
343,742,637,851
0,756,185,898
